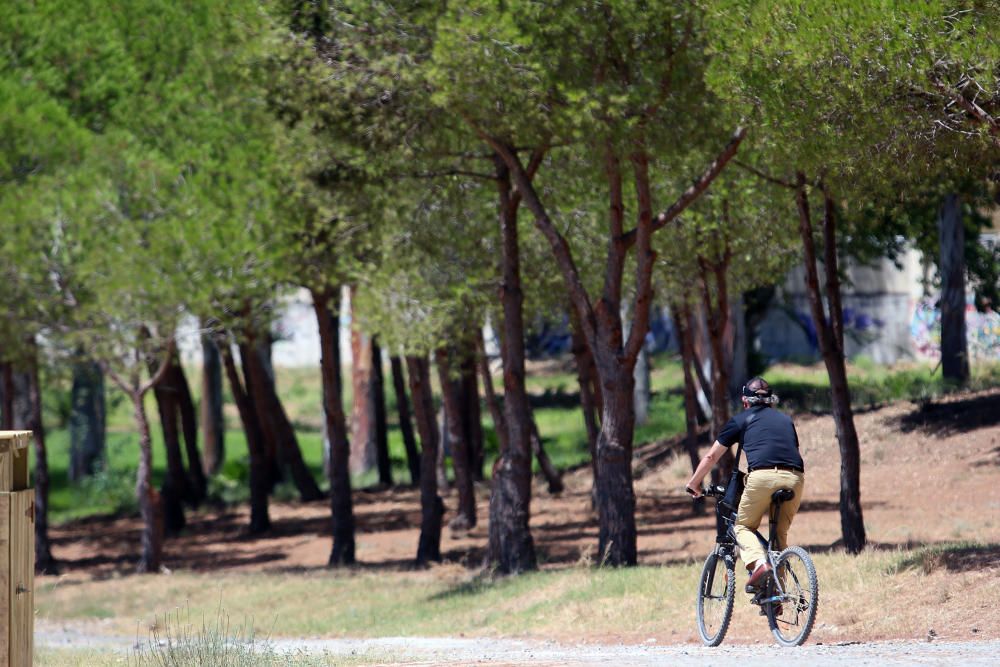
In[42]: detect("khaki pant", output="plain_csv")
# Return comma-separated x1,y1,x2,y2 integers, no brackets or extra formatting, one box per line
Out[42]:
735,469,804,569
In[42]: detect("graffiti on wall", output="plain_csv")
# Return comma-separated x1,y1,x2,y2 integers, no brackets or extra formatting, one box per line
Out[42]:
910,299,1000,360
790,306,885,353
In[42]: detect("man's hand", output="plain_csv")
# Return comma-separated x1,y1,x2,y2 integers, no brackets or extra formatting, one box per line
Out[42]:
685,484,703,499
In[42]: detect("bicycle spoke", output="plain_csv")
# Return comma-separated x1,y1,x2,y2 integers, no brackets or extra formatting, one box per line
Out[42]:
767,546,818,646
697,551,735,646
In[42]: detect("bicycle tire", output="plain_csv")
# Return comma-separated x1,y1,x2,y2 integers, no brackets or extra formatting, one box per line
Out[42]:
696,550,735,646
765,545,819,647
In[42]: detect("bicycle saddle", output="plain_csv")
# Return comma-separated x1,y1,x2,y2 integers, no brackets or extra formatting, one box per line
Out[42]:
772,488,795,503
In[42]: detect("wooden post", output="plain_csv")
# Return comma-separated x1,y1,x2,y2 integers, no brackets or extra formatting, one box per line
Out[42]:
0,431,33,667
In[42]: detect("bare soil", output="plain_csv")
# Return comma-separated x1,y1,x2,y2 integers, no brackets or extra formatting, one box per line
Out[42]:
41,388,1000,643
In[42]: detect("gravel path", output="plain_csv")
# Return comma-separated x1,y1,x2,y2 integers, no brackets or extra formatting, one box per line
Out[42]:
36,623,1000,666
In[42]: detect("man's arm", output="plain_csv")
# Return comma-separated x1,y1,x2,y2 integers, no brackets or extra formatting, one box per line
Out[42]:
685,441,730,498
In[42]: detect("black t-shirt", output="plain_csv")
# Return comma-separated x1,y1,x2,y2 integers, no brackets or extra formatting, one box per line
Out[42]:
717,406,804,472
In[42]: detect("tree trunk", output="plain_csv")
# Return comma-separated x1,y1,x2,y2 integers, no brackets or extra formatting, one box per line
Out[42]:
690,334,714,425
826,346,866,553
22,343,56,572
673,303,706,515
698,248,733,441
0,362,12,430
133,392,164,573
698,249,736,514
529,416,564,494
69,360,105,481
237,339,279,490
938,193,969,384
570,307,601,508
371,338,393,486
633,344,651,426
8,369,31,433
390,355,421,485
570,309,600,461
476,334,509,455
241,335,323,502
728,294,748,404
312,288,356,566
436,347,476,530
172,359,206,506
148,350,187,535
592,365,638,566
218,337,270,534
435,406,449,492
459,343,485,482
796,177,866,553
407,355,443,565
487,154,536,573
349,291,377,475
199,332,225,476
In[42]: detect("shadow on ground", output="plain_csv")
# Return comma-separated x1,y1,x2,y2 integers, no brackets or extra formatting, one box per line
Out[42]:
893,542,1000,575
896,393,1000,435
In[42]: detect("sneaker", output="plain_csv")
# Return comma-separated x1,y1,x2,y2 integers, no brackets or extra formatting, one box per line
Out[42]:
746,562,772,589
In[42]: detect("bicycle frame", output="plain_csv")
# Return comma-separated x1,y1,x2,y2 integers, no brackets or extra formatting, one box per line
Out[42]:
713,490,790,601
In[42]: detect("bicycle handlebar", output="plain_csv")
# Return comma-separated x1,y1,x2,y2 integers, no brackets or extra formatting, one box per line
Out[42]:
686,484,727,498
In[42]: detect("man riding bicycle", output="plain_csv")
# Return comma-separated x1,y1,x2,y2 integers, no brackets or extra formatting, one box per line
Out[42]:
685,377,805,592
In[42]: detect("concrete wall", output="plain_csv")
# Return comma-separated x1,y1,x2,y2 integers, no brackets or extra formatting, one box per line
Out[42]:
757,240,1000,365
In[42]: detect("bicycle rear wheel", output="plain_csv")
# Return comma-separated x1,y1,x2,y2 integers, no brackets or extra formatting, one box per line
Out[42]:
696,550,735,646
766,545,818,646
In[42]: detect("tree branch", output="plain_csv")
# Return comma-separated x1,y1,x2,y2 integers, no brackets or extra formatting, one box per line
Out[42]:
101,361,135,397
624,148,657,364
932,78,1000,144
820,183,845,355
622,125,747,248
397,169,498,181
472,126,599,354
599,140,627,337
510,144,548,210
140,337,177,397
795,172,832,362
734,159,796,189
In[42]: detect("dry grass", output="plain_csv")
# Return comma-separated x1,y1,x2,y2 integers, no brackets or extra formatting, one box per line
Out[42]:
36,542,1000,647
36,648,121,667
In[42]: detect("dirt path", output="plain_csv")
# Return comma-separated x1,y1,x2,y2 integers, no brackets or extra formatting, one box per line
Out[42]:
36,622,1000,666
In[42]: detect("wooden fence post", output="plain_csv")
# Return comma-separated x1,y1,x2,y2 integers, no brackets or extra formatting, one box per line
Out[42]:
0,431,32,667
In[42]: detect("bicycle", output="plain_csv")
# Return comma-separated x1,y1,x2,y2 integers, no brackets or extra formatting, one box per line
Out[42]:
693,483,818,647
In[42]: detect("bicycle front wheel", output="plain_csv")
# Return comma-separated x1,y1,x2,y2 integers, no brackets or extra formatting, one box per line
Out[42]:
766,545,819,646
696,550,735,646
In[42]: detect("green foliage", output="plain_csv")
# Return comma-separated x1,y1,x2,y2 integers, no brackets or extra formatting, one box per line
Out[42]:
703,1,1000,323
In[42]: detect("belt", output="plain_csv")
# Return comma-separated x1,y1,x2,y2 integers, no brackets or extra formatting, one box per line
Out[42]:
749,464,804,474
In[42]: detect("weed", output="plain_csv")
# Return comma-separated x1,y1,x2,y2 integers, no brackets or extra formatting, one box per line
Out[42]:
128,603,300,667
75,461,138,517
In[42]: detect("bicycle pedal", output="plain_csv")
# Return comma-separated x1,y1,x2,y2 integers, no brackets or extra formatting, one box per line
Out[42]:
745,584,758,594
